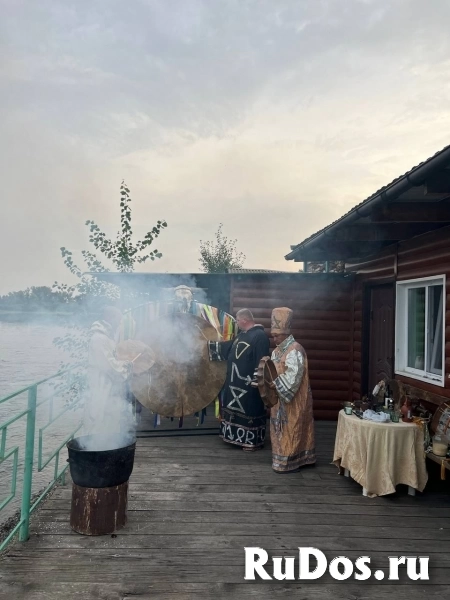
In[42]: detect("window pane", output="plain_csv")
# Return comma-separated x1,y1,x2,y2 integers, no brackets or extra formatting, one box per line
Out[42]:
407,287,425,369
427,284,443,375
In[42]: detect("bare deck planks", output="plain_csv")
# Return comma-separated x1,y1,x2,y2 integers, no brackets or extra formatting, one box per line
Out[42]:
1,418,450,600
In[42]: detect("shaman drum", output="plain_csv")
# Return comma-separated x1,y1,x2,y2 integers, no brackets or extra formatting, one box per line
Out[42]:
123,313,227,417
256,356,279,408
431,400,450,436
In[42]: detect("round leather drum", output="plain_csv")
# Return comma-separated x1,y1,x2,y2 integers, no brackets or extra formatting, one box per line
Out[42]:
256,356,279,408
123,313,227,417
431,400,450,435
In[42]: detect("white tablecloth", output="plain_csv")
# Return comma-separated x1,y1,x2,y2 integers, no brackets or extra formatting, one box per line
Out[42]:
333,410,428,497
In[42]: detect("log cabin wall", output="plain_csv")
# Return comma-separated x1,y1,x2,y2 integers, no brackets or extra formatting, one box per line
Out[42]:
347,249,396,403
229,273,353,420
347,225,450,408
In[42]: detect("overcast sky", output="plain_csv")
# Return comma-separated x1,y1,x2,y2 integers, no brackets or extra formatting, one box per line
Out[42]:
1,0,450,294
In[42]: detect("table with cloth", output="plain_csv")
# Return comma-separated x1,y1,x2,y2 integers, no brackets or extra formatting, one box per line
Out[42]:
333,410,428,497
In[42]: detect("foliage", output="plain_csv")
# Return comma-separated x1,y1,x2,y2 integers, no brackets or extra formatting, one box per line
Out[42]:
199,224,245,273
51,181,168,400
53,181,168,310
0,286,74,312
52,326,91,405
85,180,167,273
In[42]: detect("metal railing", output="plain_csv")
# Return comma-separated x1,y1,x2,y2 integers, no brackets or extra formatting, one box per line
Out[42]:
0,365,84,551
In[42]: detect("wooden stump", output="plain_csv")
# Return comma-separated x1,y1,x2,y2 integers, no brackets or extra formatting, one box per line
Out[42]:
70,481,128,536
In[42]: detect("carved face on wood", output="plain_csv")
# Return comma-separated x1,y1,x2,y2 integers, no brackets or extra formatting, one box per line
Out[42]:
163,285,194,313
174,285,193,312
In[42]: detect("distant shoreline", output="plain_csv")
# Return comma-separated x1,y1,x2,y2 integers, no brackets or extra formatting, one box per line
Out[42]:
0,311,91,325
0,310,75,316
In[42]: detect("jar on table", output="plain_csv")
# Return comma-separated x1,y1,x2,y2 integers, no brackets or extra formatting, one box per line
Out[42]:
390,411,400,423
432,434,449,457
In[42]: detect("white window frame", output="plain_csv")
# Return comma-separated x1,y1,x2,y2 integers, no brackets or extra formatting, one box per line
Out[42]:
395,275,446,387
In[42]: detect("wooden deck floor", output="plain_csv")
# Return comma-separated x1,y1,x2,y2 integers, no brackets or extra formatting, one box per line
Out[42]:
1,419,450,599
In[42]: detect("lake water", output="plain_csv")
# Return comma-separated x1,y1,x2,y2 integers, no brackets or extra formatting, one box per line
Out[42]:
0,320,84,528
0,321,70,397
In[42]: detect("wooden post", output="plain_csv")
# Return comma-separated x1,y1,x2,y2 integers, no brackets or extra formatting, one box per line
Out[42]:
70,481,128,536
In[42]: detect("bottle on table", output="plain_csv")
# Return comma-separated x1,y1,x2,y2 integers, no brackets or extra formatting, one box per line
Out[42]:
401,397,413,422
384,384,393,410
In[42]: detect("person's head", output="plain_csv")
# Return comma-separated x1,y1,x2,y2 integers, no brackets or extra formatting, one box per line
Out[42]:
235,308,255,332
271,307,293,346
272,332,290,346
102,306,123,333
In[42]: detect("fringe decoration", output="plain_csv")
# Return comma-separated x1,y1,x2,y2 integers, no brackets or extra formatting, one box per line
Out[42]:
274,401,288,439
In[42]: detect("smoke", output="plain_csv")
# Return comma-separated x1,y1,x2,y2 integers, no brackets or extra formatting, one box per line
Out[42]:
76,279,229,451
77,399,136,451
4,271,350,459
0,274,232,493
78,315,137,451
75,429,135,453
117,274,212,311
129,307,227,419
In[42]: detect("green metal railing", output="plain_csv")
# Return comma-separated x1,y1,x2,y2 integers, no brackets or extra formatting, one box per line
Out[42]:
0,366,84,551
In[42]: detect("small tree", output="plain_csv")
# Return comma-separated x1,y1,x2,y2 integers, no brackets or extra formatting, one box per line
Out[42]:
199,224,245,273
53,181,168,307
52,181,168,386
86,180,167,273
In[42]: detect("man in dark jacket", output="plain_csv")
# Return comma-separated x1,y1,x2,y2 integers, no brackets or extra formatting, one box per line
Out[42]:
208,309,270,451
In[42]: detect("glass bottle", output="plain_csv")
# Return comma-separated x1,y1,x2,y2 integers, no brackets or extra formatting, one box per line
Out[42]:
401,397,413,422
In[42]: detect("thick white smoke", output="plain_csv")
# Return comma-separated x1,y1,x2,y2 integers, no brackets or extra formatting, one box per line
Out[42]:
76,278,226,451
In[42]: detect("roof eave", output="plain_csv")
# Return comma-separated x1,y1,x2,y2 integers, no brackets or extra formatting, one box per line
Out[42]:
286,144,450,262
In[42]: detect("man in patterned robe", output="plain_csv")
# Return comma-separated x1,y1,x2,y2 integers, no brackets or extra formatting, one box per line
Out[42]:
208,309,270,451
270,307,316,472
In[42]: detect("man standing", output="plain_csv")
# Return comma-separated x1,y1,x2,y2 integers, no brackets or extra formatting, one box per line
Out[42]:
269,307,316,473
208,309,270,451
84,306,133,436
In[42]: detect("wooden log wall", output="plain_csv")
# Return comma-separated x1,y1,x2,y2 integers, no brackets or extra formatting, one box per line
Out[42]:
230,274,353,420
347,249,396,402
351,281,363,403
347,225,450,406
